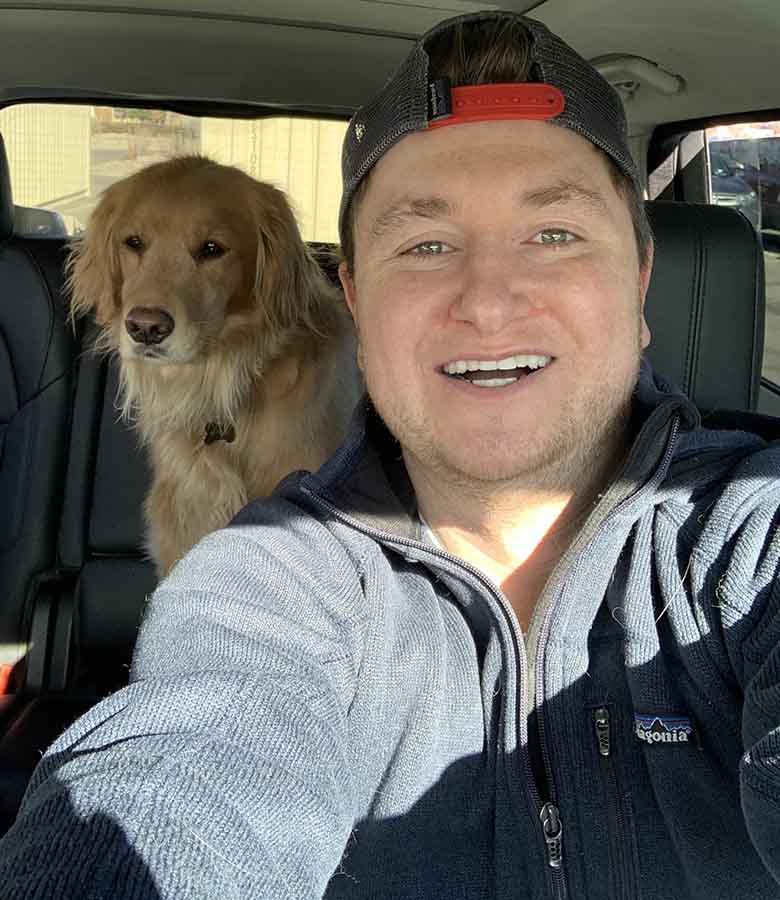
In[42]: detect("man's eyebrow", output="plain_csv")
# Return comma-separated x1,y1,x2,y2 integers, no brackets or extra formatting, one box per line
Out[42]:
367,181,610,239
518,180,612,215
369,196,454,239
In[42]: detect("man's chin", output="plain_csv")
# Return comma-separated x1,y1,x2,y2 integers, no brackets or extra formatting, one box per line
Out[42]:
406,436,567,492
400,402,631,498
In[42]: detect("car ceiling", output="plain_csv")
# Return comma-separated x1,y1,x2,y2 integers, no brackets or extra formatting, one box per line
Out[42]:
0,0,778,139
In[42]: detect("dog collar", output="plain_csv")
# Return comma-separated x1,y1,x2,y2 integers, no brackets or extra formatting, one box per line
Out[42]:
204,422,236,445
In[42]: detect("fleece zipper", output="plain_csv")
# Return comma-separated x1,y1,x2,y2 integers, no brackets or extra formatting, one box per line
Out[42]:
301,485,570,898
525,409,681,896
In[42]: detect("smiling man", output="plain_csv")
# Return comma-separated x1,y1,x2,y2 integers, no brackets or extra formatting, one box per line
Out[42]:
339,110,652,630
4,10,780,900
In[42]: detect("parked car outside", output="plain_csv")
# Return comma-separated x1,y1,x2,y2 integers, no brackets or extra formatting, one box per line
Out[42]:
709,145,762,229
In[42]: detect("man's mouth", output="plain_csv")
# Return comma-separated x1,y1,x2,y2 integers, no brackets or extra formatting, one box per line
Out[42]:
442,353,553,387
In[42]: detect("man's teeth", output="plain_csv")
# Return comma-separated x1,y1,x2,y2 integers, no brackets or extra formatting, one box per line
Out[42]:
471,377,519,388
442,354,552,376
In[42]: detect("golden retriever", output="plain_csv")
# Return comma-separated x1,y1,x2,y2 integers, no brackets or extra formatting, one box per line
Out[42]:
67,156,360,576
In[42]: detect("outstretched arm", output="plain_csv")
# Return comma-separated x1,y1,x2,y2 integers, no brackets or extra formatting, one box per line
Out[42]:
708,451,780,882
0,500,367,899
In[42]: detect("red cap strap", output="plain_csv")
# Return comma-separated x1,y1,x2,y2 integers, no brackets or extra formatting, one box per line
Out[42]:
428,82,565,130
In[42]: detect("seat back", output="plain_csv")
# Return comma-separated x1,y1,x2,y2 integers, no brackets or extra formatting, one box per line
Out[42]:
0,133,78,832
56,334,156,695
0,330,156,833
643,200,765,411
0,134,76,687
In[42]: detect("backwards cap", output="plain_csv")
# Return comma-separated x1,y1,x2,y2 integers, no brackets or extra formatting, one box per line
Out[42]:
339,10,639,247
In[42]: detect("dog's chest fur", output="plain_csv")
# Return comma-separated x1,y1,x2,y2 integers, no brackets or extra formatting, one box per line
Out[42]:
139,328,359,575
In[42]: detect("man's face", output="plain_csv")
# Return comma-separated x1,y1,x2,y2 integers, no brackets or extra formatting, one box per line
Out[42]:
340,119,652,493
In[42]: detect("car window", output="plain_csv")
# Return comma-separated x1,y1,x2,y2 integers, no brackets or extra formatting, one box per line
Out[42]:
0,103,348,242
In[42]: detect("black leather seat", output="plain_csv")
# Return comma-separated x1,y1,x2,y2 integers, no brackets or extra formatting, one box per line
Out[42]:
0,133,77,830
0,134,76,704
55,334,156,697
0,326,156,835
644,200,765,411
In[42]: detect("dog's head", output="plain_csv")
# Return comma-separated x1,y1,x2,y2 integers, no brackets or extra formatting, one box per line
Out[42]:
67,156,327,366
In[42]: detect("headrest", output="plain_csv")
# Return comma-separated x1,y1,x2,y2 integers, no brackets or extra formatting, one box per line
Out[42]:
0,134,13,242
644,201,764,412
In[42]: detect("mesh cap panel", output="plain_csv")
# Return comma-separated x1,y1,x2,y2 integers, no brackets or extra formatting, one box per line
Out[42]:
339,11,639,247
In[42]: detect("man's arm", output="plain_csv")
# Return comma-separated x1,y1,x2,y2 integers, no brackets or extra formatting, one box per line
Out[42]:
0,499,368,899
737,567,780,883
704,447,780,881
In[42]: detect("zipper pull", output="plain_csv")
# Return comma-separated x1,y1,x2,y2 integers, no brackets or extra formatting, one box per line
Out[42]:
594,707,611,758
540,802,563,868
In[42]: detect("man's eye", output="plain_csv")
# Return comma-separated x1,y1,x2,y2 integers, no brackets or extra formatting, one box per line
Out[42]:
533,229,578,245
407,241,449,256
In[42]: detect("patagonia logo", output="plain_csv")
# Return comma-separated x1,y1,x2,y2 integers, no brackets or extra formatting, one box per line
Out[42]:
634,713,695,746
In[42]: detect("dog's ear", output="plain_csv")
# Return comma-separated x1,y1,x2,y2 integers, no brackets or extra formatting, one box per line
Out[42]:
65,187,122,328
252,183,323,335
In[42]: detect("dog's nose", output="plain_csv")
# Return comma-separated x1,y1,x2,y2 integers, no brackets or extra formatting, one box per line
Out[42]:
125,307,175,345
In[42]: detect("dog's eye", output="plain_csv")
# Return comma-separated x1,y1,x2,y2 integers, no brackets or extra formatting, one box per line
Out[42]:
196,240,226,261
124,235,145,253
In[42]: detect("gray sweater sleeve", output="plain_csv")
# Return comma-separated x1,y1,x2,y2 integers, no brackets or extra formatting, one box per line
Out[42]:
738,536,780,885
705,447,780,883
0,500,368,899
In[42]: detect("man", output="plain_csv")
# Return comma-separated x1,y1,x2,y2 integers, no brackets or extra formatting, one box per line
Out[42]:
2,10,780,900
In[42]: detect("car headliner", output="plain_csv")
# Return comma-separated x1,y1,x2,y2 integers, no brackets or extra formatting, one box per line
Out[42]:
0,0,777,144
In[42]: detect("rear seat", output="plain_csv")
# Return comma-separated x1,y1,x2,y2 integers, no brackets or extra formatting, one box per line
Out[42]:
0,135,76,713
0,331,156,832
54,329,157,697
0,134,79,831
0,196,768,836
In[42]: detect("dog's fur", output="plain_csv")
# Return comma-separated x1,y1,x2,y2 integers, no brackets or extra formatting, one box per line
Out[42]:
67,156,360,576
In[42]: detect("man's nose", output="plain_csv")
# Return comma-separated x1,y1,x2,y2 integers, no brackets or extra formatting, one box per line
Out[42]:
450,250,534,334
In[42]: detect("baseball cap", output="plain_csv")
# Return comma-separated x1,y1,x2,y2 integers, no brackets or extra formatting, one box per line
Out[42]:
339,10,639,247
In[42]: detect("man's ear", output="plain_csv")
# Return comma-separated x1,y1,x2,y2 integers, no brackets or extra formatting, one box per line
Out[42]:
338,261,365,372
638,240,654,350
339,260,358,320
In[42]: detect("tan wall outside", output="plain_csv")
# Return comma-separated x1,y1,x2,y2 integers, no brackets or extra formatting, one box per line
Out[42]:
0,105,348,244
201,117,348,244
0,104,90,207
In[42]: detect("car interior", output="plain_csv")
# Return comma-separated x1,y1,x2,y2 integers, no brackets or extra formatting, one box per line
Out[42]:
1,0,779,836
